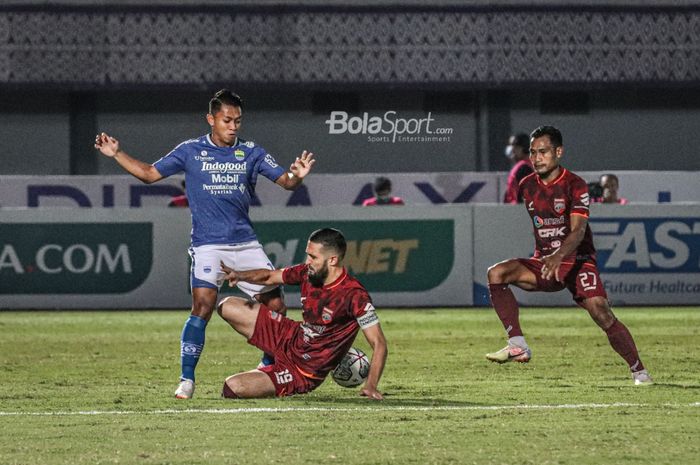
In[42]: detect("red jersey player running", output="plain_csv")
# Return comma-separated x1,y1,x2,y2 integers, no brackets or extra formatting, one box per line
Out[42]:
217,228,388,399
485,125,652,385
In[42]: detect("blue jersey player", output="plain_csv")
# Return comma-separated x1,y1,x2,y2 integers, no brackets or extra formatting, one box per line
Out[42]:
94,89,315,399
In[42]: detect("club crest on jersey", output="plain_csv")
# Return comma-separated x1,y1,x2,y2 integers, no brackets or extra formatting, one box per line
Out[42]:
234,149,245,161
322,307,334,322
554,198,566,213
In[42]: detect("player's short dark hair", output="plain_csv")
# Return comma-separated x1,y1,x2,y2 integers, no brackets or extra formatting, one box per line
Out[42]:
309,228,347,260
512,133,530,151
209,89,243,115
530,125,563,147
373,176,392,195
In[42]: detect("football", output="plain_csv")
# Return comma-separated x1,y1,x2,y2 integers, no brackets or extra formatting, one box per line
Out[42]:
331,347,370,388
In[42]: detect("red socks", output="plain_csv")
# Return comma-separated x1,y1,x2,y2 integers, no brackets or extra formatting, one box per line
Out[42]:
488,284,523,338
605,319,644,372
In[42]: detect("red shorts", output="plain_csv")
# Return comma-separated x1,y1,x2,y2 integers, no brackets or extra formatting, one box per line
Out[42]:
248,307,325,397
517,257,608,302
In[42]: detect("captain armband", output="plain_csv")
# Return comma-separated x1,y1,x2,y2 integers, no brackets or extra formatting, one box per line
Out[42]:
356,303,379,329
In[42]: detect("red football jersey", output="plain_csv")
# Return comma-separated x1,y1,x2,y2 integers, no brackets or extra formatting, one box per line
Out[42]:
281,264,379,378
518,168,596,261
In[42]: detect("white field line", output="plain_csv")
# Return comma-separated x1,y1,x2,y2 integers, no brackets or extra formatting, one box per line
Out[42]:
1,402,699,417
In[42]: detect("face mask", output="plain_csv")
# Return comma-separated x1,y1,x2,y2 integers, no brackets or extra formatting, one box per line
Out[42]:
504,146,514,159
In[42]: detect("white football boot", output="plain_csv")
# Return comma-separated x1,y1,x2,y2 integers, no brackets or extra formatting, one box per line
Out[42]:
485,345,531,363
632,369,653,386
175,379,195,399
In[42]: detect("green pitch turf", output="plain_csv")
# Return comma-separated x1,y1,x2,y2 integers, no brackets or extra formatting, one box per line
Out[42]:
1,308,699,465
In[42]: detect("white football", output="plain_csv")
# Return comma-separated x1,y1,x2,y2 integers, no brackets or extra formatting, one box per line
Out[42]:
331,347,370,388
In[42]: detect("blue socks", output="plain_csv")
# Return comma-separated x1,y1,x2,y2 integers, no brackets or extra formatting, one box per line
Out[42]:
180,315,207,382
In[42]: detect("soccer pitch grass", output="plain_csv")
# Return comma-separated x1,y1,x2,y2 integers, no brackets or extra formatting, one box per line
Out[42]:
2,308,699,465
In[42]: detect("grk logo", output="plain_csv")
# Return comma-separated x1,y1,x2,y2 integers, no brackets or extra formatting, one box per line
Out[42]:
538,227,566,238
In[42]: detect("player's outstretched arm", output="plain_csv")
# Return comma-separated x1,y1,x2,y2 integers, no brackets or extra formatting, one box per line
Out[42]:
359,323,388,401
220,261,284,287
94,132,163,184
275,150,315,190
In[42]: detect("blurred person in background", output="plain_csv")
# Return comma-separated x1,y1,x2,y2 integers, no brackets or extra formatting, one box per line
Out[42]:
362,176,404,206
503,133,534,204
594,173,628,205
168,179,189,208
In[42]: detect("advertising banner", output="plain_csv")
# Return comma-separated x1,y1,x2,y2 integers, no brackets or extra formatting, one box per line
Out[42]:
0,173,500,208
472,204,700,306
0,206,473,309
1,171,697,209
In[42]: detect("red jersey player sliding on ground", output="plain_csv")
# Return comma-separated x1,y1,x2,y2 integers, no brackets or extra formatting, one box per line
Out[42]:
217,228,388,399
485,125,652,386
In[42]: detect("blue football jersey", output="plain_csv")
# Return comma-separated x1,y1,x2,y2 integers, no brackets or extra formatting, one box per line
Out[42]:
153,134,285,246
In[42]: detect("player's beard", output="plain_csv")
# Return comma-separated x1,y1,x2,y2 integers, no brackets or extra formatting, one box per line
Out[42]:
308,260,329,288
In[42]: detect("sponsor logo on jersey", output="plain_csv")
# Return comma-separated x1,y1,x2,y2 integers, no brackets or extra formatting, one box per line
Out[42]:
527,201,535,211
554,198,566,213
538,226,567,238
535,216,566,227
201,161,247,173
264,154,279,168
322,306,333,322
580,193,590,206
234,149,245,161
203,266,211,273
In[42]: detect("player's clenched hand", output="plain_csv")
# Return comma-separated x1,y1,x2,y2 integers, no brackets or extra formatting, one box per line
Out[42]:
94,132,120,157
220,261,239,287
290,151,315,179
541,253,563,282
360,387,384,401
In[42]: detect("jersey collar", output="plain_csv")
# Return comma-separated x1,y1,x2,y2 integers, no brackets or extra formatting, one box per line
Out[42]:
205,134,238,148
324,267,348,290
536,168,567,187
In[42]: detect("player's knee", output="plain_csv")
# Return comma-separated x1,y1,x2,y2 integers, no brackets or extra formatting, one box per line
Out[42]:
585,298,616,328
255,288,286,314
192,300,216,319
217,296,238,321
222,377,240,399
487,264,505,284
218,296,254,323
